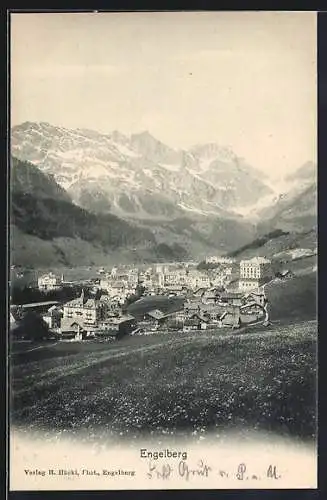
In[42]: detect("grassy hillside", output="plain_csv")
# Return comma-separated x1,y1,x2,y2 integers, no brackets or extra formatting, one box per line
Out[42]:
10,225,114,267
227,228,317,260
127,295,184,319
266,272,317,323
10,323,316,441
10,225,189,268
11,273,317,441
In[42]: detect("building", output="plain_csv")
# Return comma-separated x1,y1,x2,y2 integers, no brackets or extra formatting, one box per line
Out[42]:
205,256,235,265
93,315,136,338
109,281,128,298
19,301,60,315
201,289,225,304
127,270,139,286
38,272,63,291
60,319,86,340
199,304,222,322
219,291,244,307
276,269,294,280
98,294,122,315
239,257,272,292
42,305,63,330
185,270,211,290
110,267,118,277
137,311,162,333
136,308,185,333
183,315,202,332
99,278,136,303
164,270,187,287
10,310,19,332
184,297,202,313
146,309,166,322
245,290,267,307
10,305,24,322
219,307,241,328
240,257,272,280
164,285,186,296
99,277,111,290
238,278,261,292
62,289,106,331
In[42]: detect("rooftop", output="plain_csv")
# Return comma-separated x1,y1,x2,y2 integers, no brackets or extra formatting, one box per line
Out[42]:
247,289,265,296
280,269,292,276
101,314,135,325
147,309,166,320
48,305,62,312
64,298,101,309
21,301,60,309
60,318,85,332
221,292,244,299
111,281,127,288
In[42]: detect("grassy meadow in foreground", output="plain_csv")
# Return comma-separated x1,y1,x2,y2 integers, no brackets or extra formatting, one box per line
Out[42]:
10,272,317,442
10,321,316,442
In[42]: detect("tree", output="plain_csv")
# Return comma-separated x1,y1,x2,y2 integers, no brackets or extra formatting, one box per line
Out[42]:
15,312,51,342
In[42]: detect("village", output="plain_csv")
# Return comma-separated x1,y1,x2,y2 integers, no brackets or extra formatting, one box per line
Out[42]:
10,255,293,342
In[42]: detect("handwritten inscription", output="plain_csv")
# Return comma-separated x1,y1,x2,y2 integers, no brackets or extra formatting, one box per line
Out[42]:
147,460,211,481
267,464,281,479
179,460,212,481
146,461,282,482
147,463,173,480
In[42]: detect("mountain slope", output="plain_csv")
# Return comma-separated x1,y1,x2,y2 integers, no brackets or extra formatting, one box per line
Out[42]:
268,184,317,232
11,122,273,219
10,157,190,266
136,215,257,259
11,156,71,203
11,192,154,247
9,157,260,266
285,161,316,183
257,163,317,233
227,228,317,260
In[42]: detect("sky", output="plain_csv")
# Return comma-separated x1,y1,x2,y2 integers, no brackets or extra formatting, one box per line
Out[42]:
10,11,317,179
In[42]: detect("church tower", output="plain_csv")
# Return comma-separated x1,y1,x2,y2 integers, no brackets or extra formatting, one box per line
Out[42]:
80,288,86,305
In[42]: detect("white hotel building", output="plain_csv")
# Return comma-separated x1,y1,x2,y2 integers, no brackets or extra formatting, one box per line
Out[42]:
239,257,272,292
38,272,63,291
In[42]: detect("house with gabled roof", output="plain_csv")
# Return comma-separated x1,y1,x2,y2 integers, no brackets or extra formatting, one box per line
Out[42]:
219,307,241,329
62,289,106,331
42,305,63,330
60,318,86,340
38,272,63,291
146,309,166,321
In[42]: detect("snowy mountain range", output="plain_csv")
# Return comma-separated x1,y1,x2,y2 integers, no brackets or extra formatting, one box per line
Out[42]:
12,122,275,220
10,121,317,266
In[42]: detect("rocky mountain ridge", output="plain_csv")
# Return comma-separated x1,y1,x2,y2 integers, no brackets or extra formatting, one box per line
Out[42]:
11,121,273,220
